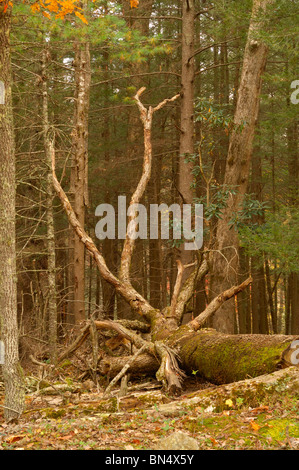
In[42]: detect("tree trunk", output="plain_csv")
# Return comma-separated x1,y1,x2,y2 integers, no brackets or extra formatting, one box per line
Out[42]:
211,0,271,333
178,0,196,288
289,272,299,335
41,44,58,363
287,99,299,334
69,38,91,325
237,247,251,333
0,7,25,420
250,132,268,334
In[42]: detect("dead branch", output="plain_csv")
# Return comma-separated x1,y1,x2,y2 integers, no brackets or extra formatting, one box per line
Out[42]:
58,323,91,363
170,260,184,318
189,276,253,331
57,318,155,365
103,343,148,398
119,87,180,284
116,319,151,333
174,256,209,323
51,141,156,321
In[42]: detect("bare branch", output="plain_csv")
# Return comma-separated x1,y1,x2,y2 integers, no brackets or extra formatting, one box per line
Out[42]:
51,141,155,320
103,344,148,398
174,257,209,323
189,276,253,331
170,260,184,318
119,87,180,284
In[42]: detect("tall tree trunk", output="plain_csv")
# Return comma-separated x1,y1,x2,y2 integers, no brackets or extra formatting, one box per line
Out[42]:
178,0,196,304
41,44,58,363
238,247,251,333
211,0,271,333
69,38,91,325
289,273,299,335
287,89,299,334
148,156,163,309
0,7,25,420
250,129,268,334
101,47,116,319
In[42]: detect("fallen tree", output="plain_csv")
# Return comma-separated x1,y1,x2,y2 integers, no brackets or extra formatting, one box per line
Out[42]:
51,88,298,395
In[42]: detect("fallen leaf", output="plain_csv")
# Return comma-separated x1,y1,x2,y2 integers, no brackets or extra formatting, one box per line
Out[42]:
250,406,269,414
6,435,25,444
210,438,219,445
250,420,261,431
132,439,141,445
58,434,74,441
225,399,234,408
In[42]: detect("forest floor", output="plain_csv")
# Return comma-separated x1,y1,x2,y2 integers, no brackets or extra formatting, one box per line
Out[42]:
0,373,298,450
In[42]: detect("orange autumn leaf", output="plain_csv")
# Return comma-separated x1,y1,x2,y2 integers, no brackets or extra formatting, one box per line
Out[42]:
210,437,219,445
58,433,75,440
30,2,40,12
42,10,51,18
250,420,261,431
250,405,269,414
75,10,88,24
6,434,26,444
130,0,139,8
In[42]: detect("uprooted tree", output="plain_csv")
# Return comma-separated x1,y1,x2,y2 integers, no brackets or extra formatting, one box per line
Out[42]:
51,87,299,395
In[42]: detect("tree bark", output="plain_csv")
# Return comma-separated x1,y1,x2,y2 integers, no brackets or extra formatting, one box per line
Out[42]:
0,7,25,420
41,44,58,363
287,96,299,334
250,131,268,334
211,0,271,333
178,0,196,290
68,37,91,325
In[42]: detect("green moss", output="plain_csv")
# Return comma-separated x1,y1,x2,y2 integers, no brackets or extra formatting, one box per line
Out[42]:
259,418,299,442
94,397,118,413
180,333,289,384
45,409,67,419
59,360,73,369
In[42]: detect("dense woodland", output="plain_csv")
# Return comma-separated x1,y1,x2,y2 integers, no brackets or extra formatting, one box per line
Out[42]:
0,0,298,434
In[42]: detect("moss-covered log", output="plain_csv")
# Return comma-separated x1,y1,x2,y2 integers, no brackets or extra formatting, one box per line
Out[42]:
150,366,299,415
97,326,298,388
168,327,299,385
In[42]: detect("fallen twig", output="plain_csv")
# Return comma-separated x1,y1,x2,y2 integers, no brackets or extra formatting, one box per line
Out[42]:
103,344,148,398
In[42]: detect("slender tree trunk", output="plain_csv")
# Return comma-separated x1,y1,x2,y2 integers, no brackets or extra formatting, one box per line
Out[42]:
100,4,116,319
178,0,195,285
211,0,271,333
41,44,58,363
179,0,195,199
69,38,91,325
148,149,162,309
0,7,25,420
265,257,277,333
287,96,299,334
289,272,299,335
238,248,251,333
250,130,268,334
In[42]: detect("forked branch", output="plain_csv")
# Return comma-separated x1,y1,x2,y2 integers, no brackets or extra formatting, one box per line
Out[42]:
119,87,180,284
51,141,155,320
